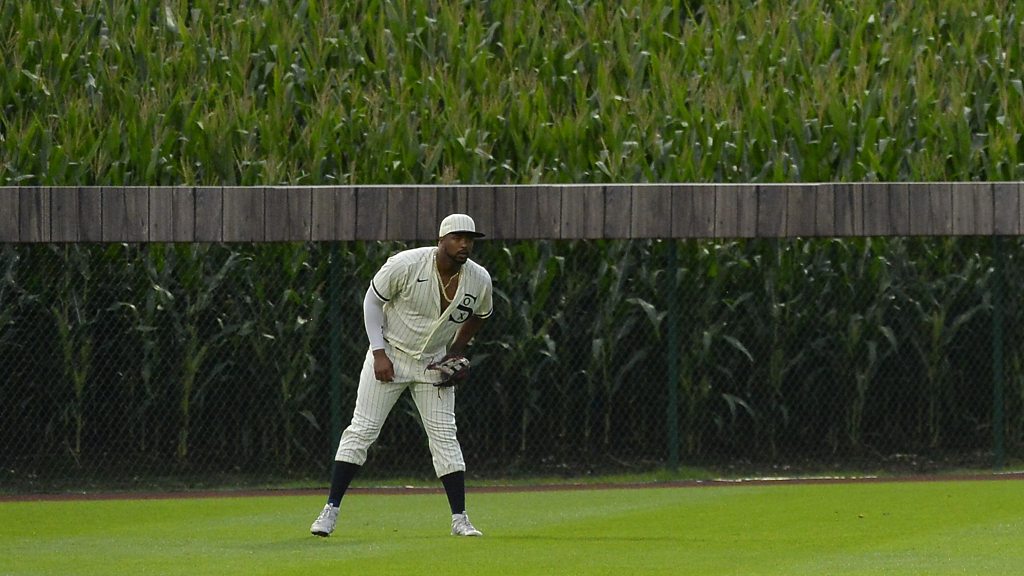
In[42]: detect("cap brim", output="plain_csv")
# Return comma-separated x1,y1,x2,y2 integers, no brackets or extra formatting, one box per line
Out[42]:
443,230,486,238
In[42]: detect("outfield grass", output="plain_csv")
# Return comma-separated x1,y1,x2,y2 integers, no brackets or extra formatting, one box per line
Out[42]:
1,479,1021,576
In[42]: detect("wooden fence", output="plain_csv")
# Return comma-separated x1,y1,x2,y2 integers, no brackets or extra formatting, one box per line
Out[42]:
1,182,1022,242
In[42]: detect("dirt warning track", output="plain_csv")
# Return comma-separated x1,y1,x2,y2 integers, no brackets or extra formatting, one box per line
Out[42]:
3,471,1022,503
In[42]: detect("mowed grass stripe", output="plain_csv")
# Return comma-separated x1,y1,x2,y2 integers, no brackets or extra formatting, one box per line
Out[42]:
1,480,1021,576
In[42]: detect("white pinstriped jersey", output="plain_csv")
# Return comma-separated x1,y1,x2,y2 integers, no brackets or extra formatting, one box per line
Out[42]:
369,246,493,361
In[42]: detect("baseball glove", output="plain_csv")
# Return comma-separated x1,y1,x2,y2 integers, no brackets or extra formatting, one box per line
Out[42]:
428,354,470,387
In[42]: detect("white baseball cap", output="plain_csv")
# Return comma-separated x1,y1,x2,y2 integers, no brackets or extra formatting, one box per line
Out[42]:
438,213,485,238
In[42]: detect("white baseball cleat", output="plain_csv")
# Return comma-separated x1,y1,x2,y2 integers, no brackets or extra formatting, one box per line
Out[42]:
310,504,339,537
451,512,483,537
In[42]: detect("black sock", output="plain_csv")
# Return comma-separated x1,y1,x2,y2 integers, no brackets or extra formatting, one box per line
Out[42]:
327,461,361,507
440,471,466,514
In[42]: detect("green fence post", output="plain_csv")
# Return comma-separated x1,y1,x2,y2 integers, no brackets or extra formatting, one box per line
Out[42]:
992,235,1005,471
329,242,344,445
666,240,680,471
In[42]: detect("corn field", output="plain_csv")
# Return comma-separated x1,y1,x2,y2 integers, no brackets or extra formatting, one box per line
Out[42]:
2,237,1022,489
3,0,1024,489
3,0,1024,185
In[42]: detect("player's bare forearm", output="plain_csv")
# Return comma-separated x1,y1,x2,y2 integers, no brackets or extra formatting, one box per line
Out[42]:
449,316,485,355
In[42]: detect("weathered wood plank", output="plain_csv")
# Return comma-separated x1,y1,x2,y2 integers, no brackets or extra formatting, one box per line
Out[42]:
715,184,757,238
223,186,264,242
195,187,223,242
950,182,974,235
436,186,468,219
103,187,148,242
562,184,605,239
18,187,50,242
491,185,517,240
889,183,911,235
952,182,993,235
833,183,863,237
149,186,195,241
632,185,672,238
757,185,787,237
672,184,715,238
516,185,561,239
993,181,1021,235
415,186,439,240
78,187,104,241
1019,183,1024,237
786,184,816,237
540,185,562,239
906,184,930,236
927,182,950,235
265,186,312,242
291,187,314,241
355,187,388,240
863,183,892,236
815,184,836,237
466,186,496,240
312,186,356,241
387,186,420,240
0,188,17,241
975,182,995,235
50,186,78,242
513,186,540,238
604,185,632,238
630,184,670,237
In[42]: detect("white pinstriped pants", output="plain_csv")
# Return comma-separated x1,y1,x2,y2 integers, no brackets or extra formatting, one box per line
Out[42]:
335,347,466,477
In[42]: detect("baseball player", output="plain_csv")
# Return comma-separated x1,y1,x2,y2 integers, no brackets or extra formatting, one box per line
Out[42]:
310,213,493,538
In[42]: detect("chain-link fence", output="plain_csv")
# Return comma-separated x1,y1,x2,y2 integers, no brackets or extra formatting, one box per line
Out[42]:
1,238,1022,492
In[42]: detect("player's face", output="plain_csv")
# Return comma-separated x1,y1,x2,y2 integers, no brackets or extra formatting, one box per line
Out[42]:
439,233,475,264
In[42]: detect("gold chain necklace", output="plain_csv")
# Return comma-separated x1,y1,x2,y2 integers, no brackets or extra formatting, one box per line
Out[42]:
435,251,461,300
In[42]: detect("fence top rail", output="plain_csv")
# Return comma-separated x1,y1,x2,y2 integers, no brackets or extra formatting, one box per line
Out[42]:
1,183,1021,242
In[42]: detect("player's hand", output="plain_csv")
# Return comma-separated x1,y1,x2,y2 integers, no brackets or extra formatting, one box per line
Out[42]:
372,350,395,382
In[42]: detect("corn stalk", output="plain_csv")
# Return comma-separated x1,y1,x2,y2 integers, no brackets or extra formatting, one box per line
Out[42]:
165,246,241,464
893,239,990,448
49,246,99,464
